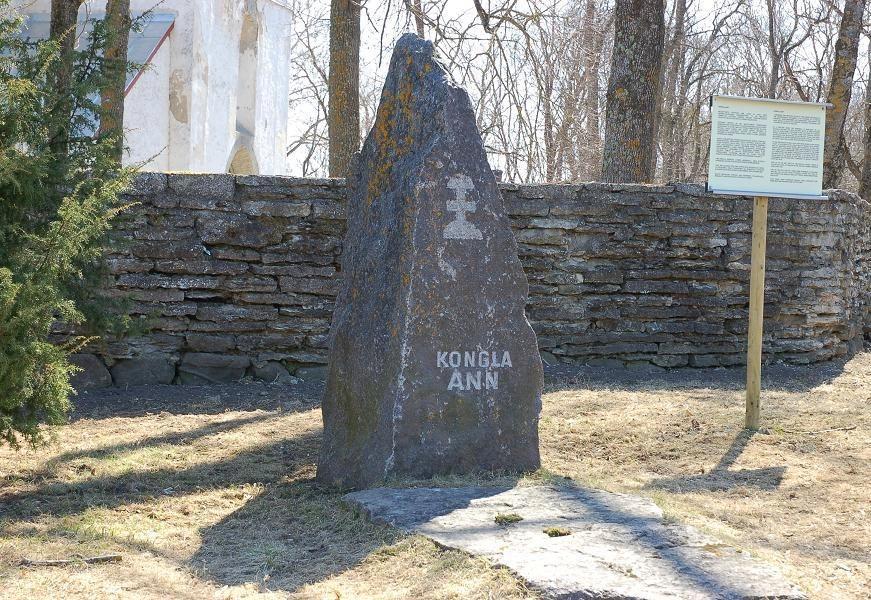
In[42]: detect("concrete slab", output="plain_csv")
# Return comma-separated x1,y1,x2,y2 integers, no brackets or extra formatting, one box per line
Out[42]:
344,485,805,600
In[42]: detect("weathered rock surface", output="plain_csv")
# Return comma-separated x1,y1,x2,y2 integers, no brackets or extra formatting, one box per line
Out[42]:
69,354,112,389
317,34,542,488
177,353,250,385
253,361,299,384
111,356,175,386
344,485,806,600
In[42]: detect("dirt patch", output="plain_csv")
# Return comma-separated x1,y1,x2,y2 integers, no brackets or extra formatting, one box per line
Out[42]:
1,356,869,599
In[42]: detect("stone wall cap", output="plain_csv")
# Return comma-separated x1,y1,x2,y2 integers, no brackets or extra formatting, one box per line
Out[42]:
132,172,866,209
236,174,346,187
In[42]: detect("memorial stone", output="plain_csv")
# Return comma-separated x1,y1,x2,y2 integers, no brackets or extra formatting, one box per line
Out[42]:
317,33,543,489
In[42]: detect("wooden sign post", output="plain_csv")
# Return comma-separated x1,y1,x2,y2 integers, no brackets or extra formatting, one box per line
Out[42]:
707,95,829,431
745,196,768,429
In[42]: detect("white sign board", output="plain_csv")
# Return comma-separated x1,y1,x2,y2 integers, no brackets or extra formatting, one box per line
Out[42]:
707,95,827,200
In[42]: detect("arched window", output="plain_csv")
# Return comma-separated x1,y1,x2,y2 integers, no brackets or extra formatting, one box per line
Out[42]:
228,145,258,175
231,12,259,174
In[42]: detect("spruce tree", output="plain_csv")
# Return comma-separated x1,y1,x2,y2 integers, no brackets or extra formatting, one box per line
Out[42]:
0,2,134,447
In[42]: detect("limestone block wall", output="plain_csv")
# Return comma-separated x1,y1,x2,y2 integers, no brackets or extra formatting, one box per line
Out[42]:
81,173,868,386
502,183,868,368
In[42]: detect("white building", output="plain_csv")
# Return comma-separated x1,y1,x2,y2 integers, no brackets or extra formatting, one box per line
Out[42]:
17,0,293,175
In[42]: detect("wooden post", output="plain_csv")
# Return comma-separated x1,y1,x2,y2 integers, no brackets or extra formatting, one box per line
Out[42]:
745,196,768,430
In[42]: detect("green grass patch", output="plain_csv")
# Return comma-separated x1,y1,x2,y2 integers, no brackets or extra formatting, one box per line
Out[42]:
494,513,523,525
543,526,571,537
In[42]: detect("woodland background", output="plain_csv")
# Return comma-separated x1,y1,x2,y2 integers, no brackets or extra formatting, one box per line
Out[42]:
289,0,871,195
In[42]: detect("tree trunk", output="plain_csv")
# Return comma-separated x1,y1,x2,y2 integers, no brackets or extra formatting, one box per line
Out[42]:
601,0,665,183
860,39,871,198
658,0,686,183
822,0,865,189
408,0,424,36
99,0,131,163
328,0,361,178
49,0,82,157
581,0,602,180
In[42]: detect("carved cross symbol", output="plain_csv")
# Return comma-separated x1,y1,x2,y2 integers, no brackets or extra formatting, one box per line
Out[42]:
444,174,483,240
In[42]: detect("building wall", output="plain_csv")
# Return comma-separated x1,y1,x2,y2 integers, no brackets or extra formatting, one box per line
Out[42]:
163,0,293,175
124,39,170,170
76,174,870,385
250,1,292,175
17,0,293,175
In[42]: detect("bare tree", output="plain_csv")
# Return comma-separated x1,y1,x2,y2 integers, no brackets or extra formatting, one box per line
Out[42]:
287,0,330,176
857,35,871,197
822,0,865,188
405,0,424,36
328,0,361,177
658,0,687,182
293,0,868,194
99,0,132,163
601,0,666,182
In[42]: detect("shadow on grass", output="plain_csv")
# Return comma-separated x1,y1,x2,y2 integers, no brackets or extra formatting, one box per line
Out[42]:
643,430,786,493
0,409,409,595
543,358,849,394
188,476,404,593
70,381,324,421
0,426,321,523
42,412,280,475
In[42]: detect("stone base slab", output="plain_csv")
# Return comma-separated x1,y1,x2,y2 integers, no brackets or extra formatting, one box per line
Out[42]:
344,485,805,599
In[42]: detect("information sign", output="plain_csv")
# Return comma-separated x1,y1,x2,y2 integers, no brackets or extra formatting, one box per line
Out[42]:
707,95,827,200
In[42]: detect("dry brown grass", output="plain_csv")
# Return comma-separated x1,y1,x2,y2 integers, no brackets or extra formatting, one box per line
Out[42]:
0,386,534,599
540,354,871,600
0,354,868,599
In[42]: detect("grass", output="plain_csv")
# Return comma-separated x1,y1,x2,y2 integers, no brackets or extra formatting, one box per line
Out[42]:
0,353,869,599
494,513,523,525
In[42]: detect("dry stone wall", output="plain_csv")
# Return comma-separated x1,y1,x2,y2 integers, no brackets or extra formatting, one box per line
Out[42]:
76,173,868,386
503,182,868,368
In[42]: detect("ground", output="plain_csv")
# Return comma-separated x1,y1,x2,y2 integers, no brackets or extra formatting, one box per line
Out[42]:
1,354,868,599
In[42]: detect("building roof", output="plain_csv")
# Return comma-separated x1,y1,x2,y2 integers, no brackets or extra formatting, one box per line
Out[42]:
17,12,175,94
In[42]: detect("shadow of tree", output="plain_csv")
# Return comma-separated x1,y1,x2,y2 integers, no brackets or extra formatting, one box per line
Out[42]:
0,412,410,595
0,428,321,522
70,381,324,421
42,412,279,474
544,358,849,394
188,476,404,593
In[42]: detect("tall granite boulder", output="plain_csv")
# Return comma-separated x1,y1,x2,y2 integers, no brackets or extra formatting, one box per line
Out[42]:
317,34,543,489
